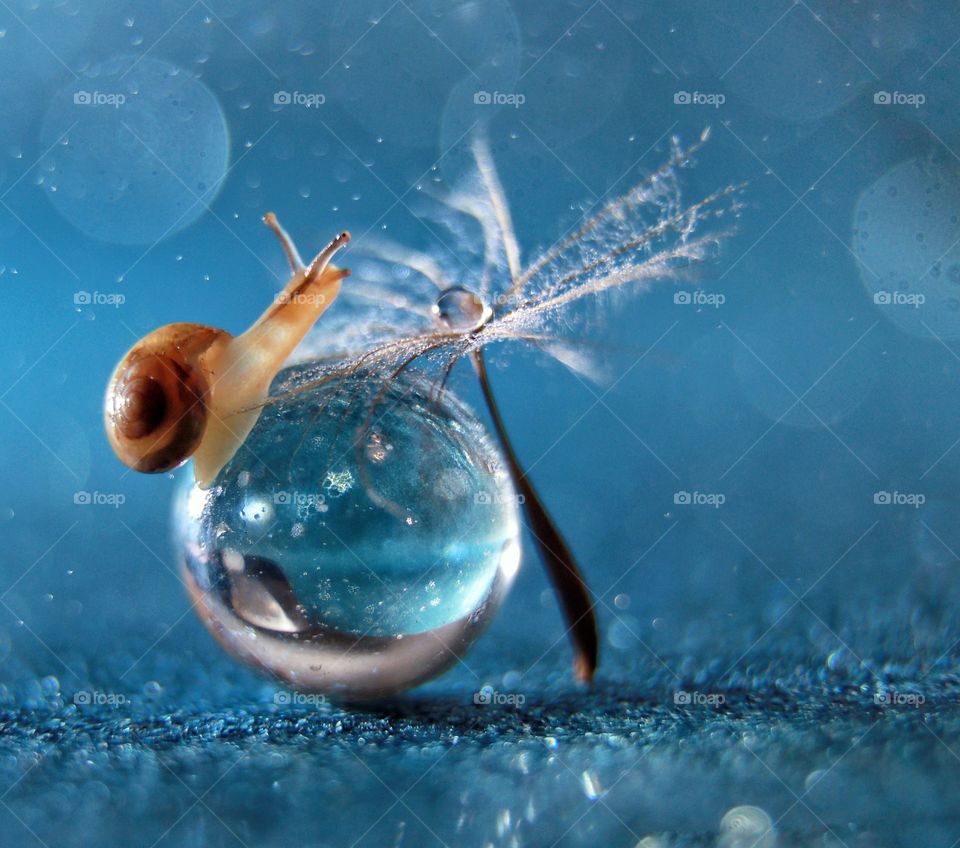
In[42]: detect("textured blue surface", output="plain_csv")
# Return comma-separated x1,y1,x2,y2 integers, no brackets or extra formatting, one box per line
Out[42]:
1,657,959,846
3,0,960,845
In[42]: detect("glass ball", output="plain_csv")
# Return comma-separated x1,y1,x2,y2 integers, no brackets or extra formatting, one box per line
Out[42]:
173,363,521,699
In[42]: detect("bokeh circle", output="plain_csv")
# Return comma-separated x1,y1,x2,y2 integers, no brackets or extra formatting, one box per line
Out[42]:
854,157,960,340
40,56,230,245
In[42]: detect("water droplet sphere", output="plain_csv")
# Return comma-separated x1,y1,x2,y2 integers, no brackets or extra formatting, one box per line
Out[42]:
173,364,521,699
432,285,490,331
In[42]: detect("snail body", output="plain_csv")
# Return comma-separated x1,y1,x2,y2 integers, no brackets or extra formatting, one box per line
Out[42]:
104,214,350,487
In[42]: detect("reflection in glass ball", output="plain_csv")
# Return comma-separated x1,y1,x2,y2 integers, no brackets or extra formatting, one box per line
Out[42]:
40,56,229,245
173,364,521,699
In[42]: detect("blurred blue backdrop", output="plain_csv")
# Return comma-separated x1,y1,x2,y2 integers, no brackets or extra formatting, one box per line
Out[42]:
2,1,960,845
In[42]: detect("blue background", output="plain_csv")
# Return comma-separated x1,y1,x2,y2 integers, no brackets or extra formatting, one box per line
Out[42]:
2,1,960,845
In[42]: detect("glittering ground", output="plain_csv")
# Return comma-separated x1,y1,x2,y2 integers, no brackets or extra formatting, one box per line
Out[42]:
2,651,958,848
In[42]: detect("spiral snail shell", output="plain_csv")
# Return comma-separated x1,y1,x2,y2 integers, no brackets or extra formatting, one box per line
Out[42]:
104,214,350,487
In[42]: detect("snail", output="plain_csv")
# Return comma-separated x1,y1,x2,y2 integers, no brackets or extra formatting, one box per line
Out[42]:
104,214,350,488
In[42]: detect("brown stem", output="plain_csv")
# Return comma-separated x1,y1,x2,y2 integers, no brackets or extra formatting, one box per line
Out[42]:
471,349,598,682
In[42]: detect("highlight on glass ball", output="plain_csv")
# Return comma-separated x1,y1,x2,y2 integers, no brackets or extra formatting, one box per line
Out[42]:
103,132,737,699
